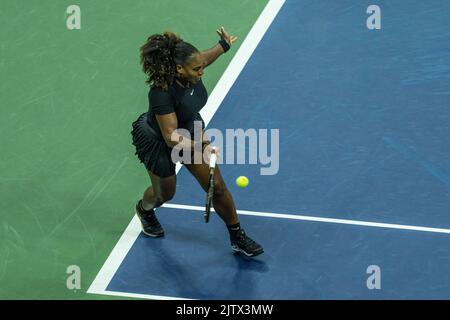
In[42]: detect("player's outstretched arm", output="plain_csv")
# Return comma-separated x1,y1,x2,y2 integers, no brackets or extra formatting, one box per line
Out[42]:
201,26,237,68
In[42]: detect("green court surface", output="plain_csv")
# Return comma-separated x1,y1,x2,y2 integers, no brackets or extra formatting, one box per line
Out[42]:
0,0,268,299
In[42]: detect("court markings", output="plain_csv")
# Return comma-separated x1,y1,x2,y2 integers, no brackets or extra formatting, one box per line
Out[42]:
87,0,286,298
164,203,450,235
88,201,450,300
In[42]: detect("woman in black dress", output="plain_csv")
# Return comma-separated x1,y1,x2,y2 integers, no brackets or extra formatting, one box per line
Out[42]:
131,28,263,257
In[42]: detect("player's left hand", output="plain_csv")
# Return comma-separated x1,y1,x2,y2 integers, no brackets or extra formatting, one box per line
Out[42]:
216,26,237,46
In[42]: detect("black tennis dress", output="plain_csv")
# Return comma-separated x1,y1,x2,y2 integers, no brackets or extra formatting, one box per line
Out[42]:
131,79,208,177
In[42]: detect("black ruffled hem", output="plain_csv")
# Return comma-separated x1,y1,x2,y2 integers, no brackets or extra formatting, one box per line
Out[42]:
131,113,176,177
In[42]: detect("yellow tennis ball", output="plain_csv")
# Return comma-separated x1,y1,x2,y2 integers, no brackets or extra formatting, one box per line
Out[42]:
236,176,249,188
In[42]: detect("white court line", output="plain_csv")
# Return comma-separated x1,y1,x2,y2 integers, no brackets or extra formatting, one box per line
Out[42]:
163,203,450,235
87,0,286,299
95,290,192,300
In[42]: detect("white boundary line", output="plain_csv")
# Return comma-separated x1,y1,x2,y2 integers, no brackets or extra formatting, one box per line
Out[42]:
94,290,192,300
89,202,450,301
86,216,141,296
199,0,285,125
87,0,286,299
163,203,450,235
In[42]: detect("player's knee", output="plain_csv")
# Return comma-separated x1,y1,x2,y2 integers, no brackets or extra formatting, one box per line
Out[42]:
213,181,226,198
153,199,164,208
159,188,176,203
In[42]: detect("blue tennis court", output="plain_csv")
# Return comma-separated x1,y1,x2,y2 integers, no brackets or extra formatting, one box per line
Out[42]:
91,0,450,299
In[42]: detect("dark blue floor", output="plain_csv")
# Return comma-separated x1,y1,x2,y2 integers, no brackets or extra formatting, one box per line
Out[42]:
108,207,450,299
173,0,450,229
111,0,450,298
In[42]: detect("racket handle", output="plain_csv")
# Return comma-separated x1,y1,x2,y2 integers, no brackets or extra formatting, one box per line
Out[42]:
204,175,214,223
209,153,217,169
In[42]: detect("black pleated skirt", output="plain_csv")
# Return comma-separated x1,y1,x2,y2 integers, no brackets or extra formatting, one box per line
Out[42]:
131,112,175,177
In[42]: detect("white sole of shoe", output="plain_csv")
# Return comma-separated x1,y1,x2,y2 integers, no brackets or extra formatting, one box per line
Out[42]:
231,245,263,257
142,229,164,237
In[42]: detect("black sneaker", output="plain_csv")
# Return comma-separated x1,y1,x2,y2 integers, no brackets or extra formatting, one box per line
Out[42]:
135,200,164,237
231,229,264,257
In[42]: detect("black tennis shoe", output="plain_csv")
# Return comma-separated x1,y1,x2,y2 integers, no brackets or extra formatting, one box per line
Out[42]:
135,200,164,237
231,229,264,257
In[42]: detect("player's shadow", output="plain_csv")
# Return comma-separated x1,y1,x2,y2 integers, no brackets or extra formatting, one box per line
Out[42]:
232,252,269,272
209,253,268,299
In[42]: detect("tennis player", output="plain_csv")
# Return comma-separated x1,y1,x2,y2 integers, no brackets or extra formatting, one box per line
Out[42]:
131,28,263,257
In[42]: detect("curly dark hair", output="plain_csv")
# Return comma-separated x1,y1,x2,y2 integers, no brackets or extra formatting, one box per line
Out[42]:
140,32,199,91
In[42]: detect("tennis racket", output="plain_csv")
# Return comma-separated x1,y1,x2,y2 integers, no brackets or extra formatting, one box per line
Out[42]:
204,148,217,223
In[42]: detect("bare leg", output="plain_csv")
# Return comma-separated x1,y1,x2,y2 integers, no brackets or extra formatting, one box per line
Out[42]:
136,170,177,238
183,162,263,256
142,170,176,210
184,162,239,225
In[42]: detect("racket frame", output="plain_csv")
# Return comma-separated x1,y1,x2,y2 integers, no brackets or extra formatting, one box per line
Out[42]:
204,150,217,223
